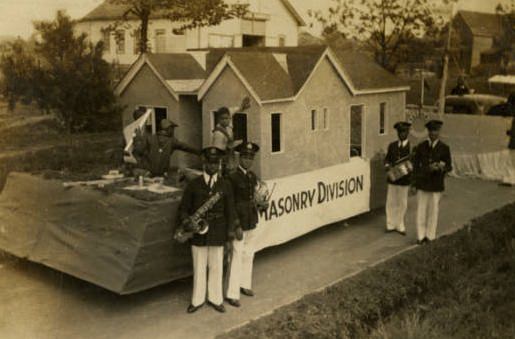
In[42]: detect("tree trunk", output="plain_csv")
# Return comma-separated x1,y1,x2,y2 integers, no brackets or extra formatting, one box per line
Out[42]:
139,10,150,53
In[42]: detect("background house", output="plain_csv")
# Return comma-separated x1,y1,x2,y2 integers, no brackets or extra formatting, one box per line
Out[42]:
76,0,305,65
453,10,507,73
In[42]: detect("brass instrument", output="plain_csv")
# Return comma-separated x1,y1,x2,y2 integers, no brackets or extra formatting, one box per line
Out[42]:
254,180,276,212
174,192,223,243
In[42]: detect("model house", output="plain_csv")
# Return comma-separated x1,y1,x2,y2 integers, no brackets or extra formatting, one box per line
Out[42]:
76,0,305,65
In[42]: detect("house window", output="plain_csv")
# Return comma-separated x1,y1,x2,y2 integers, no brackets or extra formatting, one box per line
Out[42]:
278,35,286,47
350,105,364,157
271,113,282,153
208,34,234,48
133,29,141,54
311,109,317,131
323,108,329,130
115,30,125,54
379,102,386,135
155,29,166,53
232,113,248,143
102,29,111,53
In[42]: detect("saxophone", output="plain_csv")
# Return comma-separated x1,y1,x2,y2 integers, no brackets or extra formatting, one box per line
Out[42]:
174,192,223,243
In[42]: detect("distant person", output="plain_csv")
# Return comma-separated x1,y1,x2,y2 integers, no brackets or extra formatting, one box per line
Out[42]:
450,76,470,96
211,97,251,175
411,120,452,245
133,119,200,177
384,122,412,236
488,93,515,117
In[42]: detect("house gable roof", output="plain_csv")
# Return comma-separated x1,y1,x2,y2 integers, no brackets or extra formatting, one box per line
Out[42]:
198,46,409,104
114,53,206,98
457,10,504,37
81,0,305,26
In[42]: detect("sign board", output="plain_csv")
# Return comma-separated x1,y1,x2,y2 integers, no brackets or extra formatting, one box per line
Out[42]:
252,158,371,252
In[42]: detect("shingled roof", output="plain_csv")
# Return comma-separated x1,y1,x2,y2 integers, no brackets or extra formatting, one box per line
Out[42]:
457,10,505,37
199,46,408,103
80,0,305,25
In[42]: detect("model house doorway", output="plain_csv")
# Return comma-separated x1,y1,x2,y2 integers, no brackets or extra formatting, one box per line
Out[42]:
350,105,363,157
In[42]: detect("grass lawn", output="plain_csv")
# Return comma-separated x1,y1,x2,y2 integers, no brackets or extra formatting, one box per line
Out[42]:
221,204,515,339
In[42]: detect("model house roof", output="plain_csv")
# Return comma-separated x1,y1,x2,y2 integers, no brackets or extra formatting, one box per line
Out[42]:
198,46,409,104
115,53,206,98
457,10,505,37
80,0,305,26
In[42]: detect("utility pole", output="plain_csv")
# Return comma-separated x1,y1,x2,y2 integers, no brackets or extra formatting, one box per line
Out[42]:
438,3,455,115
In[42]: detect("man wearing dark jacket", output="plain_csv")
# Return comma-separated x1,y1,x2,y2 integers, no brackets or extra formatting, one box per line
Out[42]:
225,142,266,307
412,120,452,244
384,121,412,235
177,147,237,314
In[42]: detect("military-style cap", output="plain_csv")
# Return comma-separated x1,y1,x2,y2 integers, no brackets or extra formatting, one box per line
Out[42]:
425,119,443,131
160,119,179,130
393,121,412,131
236,142,260,158
202,146,224,162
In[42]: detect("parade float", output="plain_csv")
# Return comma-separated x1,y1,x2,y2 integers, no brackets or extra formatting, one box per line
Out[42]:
0,45,413,294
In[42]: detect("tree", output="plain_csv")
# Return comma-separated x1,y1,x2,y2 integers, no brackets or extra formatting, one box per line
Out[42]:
0,11,122,133
107,0,248,54
310,0,456,72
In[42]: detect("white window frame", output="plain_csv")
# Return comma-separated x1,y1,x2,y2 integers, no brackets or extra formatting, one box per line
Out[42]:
349,104,367,159
270,112,283,154
379,102,387,136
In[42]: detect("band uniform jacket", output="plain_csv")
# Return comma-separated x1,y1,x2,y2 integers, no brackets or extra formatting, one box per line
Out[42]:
384,141,411,186
412,140,452,192
176,175,237,247
229,168,259,231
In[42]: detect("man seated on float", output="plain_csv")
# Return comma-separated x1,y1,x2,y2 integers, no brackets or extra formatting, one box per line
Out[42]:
133,119,201,178
211,97,251,175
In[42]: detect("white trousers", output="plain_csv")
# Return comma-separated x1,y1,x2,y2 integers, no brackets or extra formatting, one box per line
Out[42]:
385,184,409,232
226,229,256,300
416,190,442,241
191,245,224,307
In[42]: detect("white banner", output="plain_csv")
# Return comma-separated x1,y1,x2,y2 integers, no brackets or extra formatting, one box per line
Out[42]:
252,158,371,252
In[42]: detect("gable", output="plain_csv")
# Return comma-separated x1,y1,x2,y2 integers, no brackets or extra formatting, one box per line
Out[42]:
120,64,178,103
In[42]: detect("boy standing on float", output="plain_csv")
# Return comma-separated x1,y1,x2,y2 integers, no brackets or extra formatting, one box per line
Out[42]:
176,147,237,314
225,142,268,307
384,121,412,235
411,120,452,244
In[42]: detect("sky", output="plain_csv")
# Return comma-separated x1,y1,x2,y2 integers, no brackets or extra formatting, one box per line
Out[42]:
0,0,512,39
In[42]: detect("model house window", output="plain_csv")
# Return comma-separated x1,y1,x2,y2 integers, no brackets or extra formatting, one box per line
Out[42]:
271,113,282,153
137,106,168,133
115,30,125,54
311,110,317,131
323,108,329,130
155,29,166,53
379,102,386,135
232,113,248,143
278,35,286,47
102,29,111,53
350,105,364,157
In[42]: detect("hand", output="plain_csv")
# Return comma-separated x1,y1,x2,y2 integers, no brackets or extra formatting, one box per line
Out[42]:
235,227,244,241
384,164,391,172
239,96,251,111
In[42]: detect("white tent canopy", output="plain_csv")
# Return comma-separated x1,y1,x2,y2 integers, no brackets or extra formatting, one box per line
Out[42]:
488,75,515,85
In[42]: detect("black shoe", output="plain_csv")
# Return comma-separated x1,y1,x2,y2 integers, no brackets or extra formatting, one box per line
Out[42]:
225,298,241,307
423,238,430,244
240,288,254,297
187,304,204,314
209,302,226,313
385,229,395,233
396,230,406,236
416,239,424,245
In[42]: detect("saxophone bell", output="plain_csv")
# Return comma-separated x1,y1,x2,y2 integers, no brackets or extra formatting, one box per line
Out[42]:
196,218,209,235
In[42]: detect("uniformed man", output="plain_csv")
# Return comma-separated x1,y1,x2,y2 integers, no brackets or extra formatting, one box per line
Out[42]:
225,142,267,307
133,119,200,177
411,120,452,244
384,121,412,235
176,147,237,314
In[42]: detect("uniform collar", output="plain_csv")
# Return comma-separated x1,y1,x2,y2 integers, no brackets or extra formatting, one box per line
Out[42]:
398,139,409,148
238,166,248,175
428,139,439,148
203,172,218,187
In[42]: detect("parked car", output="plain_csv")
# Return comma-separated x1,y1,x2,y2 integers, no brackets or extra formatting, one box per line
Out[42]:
438,94,507,115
